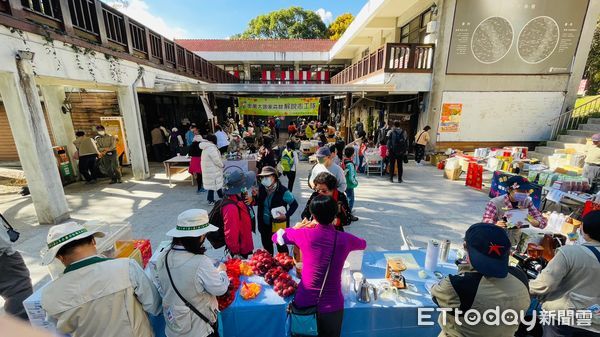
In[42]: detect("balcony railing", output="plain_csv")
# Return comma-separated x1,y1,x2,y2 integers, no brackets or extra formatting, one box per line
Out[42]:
1,0,238,83
331,43,434,84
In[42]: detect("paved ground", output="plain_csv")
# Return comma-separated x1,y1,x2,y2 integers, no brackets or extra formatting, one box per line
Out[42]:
0,159,490,297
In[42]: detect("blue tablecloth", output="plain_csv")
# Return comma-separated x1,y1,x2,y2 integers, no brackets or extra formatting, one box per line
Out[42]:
152,250,458,337
221,250,457,337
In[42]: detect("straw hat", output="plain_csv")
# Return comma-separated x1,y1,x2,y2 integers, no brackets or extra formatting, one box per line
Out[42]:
166,209,218,238
41,222,105,265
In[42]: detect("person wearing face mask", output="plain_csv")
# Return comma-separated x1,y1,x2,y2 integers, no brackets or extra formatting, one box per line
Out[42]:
254,166,298,255
95,125,122,184
482,176,547,244
529,210,600,336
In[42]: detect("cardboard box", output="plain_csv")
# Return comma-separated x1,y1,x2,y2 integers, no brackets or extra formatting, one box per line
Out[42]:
430,154,448,167
444,166,462,180
23,284,57,333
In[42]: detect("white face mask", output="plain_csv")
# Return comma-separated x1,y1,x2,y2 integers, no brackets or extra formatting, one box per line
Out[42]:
261,177,273,187
98,131,106,136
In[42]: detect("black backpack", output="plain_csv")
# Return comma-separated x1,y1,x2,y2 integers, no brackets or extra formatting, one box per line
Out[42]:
206,198,240,249
390,129,407,156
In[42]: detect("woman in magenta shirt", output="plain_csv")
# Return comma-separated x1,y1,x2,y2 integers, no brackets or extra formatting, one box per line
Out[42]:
273,195,366,337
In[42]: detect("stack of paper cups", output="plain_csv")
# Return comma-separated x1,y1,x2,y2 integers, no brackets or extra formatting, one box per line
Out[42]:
425,240,440,271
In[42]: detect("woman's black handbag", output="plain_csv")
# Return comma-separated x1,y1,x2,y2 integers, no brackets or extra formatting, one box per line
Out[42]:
287,232,338,336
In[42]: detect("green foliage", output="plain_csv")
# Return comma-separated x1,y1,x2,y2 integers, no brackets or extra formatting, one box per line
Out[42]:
235,7,328,39
585,20,600,95
328,13,354,40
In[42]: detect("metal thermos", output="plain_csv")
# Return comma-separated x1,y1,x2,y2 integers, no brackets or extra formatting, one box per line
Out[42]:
356,278,378,303
439,240,451,263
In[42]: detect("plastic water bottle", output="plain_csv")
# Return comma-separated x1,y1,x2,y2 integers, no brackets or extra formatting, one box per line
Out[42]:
556,214,566,232
548,212,558,231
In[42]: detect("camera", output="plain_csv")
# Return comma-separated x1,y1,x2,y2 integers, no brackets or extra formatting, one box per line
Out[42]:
512,251,546,279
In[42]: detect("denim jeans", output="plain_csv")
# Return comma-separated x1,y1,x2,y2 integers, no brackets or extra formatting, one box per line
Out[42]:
207,189,223,202
346,188,355,211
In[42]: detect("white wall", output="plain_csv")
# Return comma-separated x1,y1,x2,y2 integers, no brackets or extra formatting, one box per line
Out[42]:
0,26,205,89
352,72,431,93
437,91,565,142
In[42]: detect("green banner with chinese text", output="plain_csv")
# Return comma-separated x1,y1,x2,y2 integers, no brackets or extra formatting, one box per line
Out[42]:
238,97,319,116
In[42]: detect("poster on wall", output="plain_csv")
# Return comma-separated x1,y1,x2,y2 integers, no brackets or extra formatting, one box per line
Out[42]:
437,91,565,142
238,97,319,116
439,103,463,132
447,0,589,74
100,117,129,165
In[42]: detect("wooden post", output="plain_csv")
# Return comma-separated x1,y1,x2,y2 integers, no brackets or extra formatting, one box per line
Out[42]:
7,0,25,19
122,16,134,54
58,0,75,35
159,36,166,65
93,0,108,46
144,28,152,60
344,92,352,143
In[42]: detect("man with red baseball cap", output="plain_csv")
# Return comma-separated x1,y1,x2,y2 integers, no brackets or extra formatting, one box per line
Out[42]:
583,133,600,193
431,223,530,337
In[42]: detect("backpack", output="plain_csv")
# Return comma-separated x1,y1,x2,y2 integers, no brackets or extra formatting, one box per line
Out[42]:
342,159,358,188
390,129,407,156
206,198,240,249
281,149,294,172
332,190,351,227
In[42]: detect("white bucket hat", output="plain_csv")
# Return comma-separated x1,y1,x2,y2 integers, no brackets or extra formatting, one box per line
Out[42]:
166,209,218,238
41,222,105,265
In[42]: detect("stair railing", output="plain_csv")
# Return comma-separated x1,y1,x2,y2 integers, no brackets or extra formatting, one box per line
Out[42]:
549,96,600,140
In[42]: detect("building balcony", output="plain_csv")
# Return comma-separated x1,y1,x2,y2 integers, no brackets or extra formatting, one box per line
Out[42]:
331,43,434,91
0,0,238,83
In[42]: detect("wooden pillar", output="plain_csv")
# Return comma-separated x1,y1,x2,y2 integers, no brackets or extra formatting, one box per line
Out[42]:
343,92,352,143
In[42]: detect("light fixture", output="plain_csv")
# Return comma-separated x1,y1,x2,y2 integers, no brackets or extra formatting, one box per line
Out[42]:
61,97,72,114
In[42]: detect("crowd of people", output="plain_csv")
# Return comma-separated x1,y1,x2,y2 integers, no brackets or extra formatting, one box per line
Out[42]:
3,169,599,337
7,114,600,337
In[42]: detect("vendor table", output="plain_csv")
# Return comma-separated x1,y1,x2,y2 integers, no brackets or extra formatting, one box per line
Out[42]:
163,155,192,187
541,186,590,213
218,250,457,337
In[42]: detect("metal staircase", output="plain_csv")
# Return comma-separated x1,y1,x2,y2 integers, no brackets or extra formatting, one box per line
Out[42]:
529,97,600,164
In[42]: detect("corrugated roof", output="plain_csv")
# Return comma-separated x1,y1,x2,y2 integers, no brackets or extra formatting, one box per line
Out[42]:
175,39,335,52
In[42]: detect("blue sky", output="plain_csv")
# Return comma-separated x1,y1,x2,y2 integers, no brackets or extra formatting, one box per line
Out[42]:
104,0,366,39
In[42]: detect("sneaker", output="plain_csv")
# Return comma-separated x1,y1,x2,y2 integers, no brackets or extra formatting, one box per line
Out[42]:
198,188,207,193
208,201,215,206
398,179,404,183
350,215,359,222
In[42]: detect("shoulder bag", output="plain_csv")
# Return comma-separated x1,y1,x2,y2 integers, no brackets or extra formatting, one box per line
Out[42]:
287,231,338,337
165,248,218,331
1,213,19,242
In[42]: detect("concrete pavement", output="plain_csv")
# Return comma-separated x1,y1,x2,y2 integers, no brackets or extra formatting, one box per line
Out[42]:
0,160,490,295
